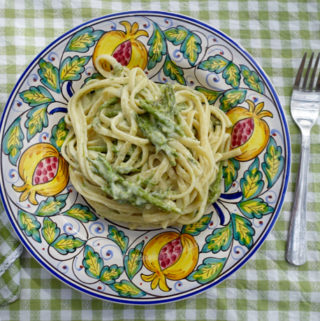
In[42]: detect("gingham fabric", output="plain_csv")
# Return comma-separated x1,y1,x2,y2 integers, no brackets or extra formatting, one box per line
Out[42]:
0,0,320,320
0,208,23,307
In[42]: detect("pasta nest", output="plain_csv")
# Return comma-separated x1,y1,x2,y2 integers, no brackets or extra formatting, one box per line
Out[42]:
61,55,235,228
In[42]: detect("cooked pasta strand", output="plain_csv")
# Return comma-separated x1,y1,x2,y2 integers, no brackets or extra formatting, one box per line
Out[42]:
61,54,239,228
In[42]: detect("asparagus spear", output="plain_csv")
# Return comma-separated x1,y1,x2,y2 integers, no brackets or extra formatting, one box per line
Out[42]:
99,97,121,117
89,155,180,213
136,114,178,165
139,84,183,136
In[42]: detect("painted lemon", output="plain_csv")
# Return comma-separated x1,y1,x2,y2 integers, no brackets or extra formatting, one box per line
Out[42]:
141,231,199,292
13,143,69,205
227,99,273,162
93,21,148,71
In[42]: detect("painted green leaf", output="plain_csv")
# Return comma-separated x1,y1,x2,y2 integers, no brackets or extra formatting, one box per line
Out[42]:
52,234,85,255
240,158,264,201
223,158,240,192
241,65,264,94
83,245,103,279
198,55,229,73
50,117,69,151
124,241,144,280
147,22,167,70
262,137,284,188
35,194,68,216
219,89,247,112
26,104,48,141
62,204,97,222
100,264,124,285
181,213,212,236
223,62,241,88
180,32,202,66
238,198,274,219
187,257,226,284
19,86,54,107
164,26,189,45
41,217,60,244
38,59,60,93
195,86,222,104
231,213,255,249
18,210,41,243
163,56,185,85
66,27,104,53
60,55,90,82
202,224,233,253
3,117,24,165
109,280,146,298
107,225,129,255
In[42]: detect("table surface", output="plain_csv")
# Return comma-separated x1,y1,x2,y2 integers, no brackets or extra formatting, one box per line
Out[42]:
0,0,320,320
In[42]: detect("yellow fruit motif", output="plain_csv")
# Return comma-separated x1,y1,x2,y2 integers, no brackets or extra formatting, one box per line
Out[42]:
93,21,148,71
227,99,273,162
13,143,69,205
141,232,199,292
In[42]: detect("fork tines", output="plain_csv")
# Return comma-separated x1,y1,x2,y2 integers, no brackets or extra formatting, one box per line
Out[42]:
294,52,320,91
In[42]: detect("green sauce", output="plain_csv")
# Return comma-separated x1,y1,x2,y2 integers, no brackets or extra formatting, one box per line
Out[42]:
136,84,183,165
89,155,180,213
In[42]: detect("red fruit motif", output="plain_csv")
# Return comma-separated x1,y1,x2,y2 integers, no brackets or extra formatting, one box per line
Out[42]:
230,118,254,149
33,156,59,185
112,40,132,66
158,238,182,270
227,99,273,161
93,21,148,71
13,143,69,205
142,232,198,292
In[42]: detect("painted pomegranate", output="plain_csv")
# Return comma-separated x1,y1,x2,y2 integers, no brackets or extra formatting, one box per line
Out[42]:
13,143,69,205
227,99,273,161
141,232,198,292
93,21,148,71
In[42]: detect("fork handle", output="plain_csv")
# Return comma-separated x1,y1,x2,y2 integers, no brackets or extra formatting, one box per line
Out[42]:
286,132,310,266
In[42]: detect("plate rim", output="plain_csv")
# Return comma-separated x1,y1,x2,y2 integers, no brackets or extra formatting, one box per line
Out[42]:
0,10,291,305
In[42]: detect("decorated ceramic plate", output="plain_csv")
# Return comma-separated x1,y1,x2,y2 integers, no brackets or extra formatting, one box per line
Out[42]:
0,11,290,304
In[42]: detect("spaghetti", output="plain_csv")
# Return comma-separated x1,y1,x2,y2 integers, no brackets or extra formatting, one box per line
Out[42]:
61,55,238,228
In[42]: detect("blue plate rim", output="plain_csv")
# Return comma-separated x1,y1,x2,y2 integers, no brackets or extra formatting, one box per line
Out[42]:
0,10,291,305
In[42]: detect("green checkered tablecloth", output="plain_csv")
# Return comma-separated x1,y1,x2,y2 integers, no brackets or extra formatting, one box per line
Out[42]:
0,0,319,320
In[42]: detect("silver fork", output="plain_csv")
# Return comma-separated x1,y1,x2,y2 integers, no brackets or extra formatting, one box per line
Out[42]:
286,52,320,266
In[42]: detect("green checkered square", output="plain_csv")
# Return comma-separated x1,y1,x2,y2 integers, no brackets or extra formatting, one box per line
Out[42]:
0,208,23,307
